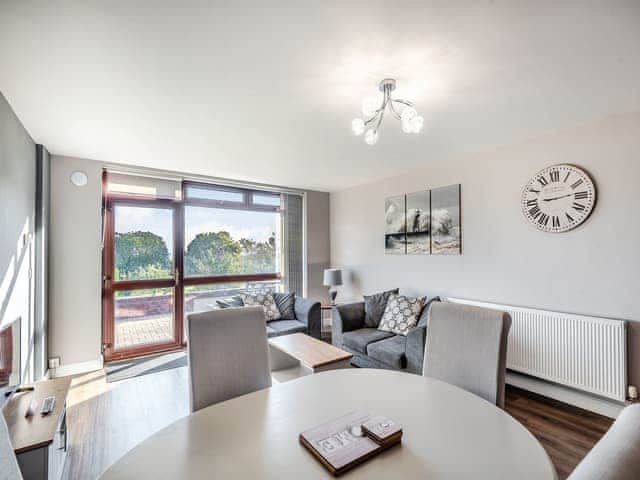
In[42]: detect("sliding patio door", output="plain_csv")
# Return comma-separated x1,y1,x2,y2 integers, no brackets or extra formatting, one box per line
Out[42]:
102,197,183,362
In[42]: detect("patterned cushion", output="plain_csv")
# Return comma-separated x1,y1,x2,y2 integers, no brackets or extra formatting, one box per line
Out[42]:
240,293,281,321
273,292,295,320
378,294,426,336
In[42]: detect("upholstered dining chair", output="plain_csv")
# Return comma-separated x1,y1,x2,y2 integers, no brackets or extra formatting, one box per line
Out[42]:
568,404,640,480
0,413,22,479
186,306,272,412
422,302,511,408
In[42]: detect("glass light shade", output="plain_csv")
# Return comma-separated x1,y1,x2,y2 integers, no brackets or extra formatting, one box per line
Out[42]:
410,115,424,133
351,118,365,136
361,97,379,117
364,129,378,145
401,116,413,133
401,106,417,122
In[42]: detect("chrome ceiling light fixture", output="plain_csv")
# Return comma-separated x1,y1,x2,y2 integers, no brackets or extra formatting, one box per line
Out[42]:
351,78,423,145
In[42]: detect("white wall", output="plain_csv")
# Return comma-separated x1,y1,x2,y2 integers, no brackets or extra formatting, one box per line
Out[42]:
49,156,103,366
330,111,640,388
0,92,36,384
48,156,330,369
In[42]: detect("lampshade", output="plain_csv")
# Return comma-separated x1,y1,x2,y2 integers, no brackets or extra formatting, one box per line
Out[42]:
323,269,343,287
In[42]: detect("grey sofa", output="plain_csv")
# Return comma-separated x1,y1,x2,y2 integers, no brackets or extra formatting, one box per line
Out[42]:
332,299,436,374
266,297,322,340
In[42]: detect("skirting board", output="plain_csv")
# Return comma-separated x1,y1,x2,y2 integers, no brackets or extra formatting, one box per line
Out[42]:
507,371,626,419
49,358,104,378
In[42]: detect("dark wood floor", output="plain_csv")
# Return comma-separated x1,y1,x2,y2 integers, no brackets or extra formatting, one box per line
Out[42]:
505,385,613,479
61,367,614,479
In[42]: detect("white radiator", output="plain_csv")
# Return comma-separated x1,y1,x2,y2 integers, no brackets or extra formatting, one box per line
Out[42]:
447,298,628,402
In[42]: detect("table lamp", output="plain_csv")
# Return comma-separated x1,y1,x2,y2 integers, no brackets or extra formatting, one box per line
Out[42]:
323,269,343,305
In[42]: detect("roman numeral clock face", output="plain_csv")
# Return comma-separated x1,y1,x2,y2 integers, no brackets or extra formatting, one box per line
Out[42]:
522,165,596,233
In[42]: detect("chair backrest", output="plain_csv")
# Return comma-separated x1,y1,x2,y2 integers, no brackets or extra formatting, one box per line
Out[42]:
0,412,22,479
423,302,511,407
568,404,640,480
186,306,272,412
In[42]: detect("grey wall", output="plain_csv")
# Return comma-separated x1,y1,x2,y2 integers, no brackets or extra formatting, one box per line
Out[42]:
0,92,36,383
331,111,640,388
49,156,103,366
306,190,331,304
48,156,331,368
34,145,50,379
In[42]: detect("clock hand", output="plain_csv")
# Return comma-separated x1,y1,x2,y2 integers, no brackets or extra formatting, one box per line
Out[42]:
542,193,573,202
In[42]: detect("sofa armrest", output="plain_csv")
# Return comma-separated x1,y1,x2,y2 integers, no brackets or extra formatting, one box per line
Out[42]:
294,297,321,339
332,302,365,348
406,325,427,375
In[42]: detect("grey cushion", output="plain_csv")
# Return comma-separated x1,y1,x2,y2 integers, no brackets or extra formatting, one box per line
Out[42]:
363,288,399,327
342,328,395,354
268,319,307,336
423,302,511,408
417,296,441,327
266,325,276,336
186,306,272,412
366,335,407,369
568,404,640,480
0,414,22,480
273,292,295,320
216,295,244,309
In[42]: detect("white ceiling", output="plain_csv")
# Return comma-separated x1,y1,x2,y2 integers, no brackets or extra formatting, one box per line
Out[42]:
1,1,639,192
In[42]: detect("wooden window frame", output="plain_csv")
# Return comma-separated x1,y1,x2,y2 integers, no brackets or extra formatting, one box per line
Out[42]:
102,174,283,362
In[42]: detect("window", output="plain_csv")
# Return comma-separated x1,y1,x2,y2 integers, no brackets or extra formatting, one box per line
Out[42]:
102,172,302,361
184,206,280,277
185,185,245,204
113,205,173,281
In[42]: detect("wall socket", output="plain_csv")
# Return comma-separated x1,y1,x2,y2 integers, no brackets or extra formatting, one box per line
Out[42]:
48,357,60,369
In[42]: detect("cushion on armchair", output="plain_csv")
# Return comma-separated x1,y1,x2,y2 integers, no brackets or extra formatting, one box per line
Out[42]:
363,288,399,327
378,294,425,336
342,328,395,354
273,292,295,320
417,296,441,327
216,295,244,309
240,293,281,321
366,335,407,369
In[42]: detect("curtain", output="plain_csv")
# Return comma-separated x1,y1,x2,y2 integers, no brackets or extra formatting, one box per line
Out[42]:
283,193,304,296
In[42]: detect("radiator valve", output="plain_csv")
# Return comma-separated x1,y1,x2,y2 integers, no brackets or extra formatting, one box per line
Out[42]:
628,385,638,401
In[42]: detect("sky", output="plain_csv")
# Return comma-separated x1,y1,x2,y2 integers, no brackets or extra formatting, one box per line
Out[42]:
114,205,279,248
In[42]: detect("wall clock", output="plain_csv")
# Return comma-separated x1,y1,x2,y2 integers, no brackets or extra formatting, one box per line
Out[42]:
522,164,596,233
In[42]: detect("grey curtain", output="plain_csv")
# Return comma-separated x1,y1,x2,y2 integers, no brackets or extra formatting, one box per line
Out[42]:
283,193,303,296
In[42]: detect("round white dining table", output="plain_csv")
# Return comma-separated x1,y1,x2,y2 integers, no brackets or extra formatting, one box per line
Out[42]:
100,369,557,479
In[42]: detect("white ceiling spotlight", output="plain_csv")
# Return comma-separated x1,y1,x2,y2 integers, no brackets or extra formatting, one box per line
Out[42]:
351,78,423,145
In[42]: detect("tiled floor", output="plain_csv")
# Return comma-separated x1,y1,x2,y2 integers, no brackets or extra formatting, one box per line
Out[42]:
115,315,173,349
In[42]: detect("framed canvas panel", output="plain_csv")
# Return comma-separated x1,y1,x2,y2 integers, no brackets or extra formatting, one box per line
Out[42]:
431,184,462,255
385,195,406,254
406,190,431,254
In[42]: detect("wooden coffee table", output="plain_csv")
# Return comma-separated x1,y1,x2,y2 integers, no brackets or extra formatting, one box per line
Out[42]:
269,333,352,383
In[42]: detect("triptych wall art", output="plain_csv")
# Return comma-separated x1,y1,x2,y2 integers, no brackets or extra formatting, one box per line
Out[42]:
384,184,461,255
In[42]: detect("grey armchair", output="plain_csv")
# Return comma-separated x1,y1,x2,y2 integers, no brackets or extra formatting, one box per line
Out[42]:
568,403,640,480
332,300,433,374
265,296,321,339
